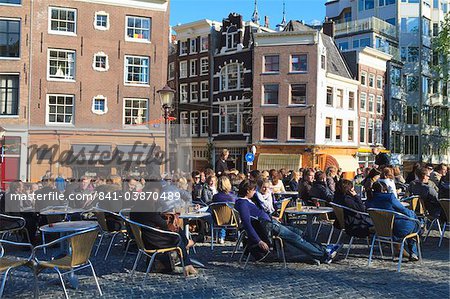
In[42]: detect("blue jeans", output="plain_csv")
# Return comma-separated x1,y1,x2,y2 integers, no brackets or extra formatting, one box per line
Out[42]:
268,221,328,262
394,219,420,255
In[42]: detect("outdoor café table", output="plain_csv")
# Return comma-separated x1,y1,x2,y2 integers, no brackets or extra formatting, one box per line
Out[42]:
284,206,334,239
40,206,86,216
179,212,211,268
39,221,99,288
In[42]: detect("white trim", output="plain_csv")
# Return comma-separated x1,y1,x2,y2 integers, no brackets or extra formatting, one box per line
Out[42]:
48,6,77,36
125,15,151,43
200,81,209,102
94,11,110,30
180,83,188,103
74,0,168,11
123,55,150,85
200,110,208,137
180,111,188,137
46,94,75,126
168,62,175,80
47,48,76,81
0,73,20,117
200,57,209,76
200,36,209,53
189,38,197,54
122,97,148,128
288,115,306,141
190,82,198,102
179,61,187,78
92,51,109,71
189,59,197,77
190,111,198,136
91,95,108,115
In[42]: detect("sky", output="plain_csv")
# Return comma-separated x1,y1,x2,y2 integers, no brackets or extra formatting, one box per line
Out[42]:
170,0,326,28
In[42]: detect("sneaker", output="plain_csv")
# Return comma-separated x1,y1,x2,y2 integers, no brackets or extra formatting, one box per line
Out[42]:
409,253,419,262
218,238,225,244
326,243,344,263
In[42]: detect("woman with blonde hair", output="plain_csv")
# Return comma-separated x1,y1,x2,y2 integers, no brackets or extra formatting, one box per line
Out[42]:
211,176,236,243
289,171,300,192
378,166,398,198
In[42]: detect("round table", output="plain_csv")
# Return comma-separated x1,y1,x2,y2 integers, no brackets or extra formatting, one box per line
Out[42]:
179,212,211,267
285,207,334,239
40,207,86,216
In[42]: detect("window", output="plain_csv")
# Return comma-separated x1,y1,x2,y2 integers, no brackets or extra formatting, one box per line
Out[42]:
376,96,382,114
190,111,198,136
407,47,419,62
349,91,355,110
48,49,76,80
401,17,419,33
359,0,375,11
376,76,383,89
326,87,333,106
360,93,367,111
353,40,360,49
216,104,246,134
433,23,439,36
291,84,307,105
124,98,147,125
47,94,74,124
339,42,349,51
200,36,208,52
344,12,352,22
406,75,418,92
392,132,402,153
368,119,374,144
325,118,332,140
391,67,401,86
368,94,374,112
385,18,396,26
379,0,396,5
263,84,279,105
94,11,109,30
391,99,402,122
190,59,197,77
180,61,187,78
263,116,278,140
0,19,20,58
264,55,280,73
422,18,431,37
290,116,306,140
321,55,326,69
348,120,354,142
0,75,19,116
360,118,366,143
190,38,197,54
168,62,175,80
336,89,344,108
406,105,419,124
226,26,238,49
200,57,209,75
220,63,244,90
361,72,367,85
190,83,198,102
404,135,419,155
336,119,343,141
124,56,149,85
200,110,208,136
368,74,375,88
126,16,151,42
360,38,371,47
291,54,307,72
0,0,21,4
92,96,107,115
200,81,208,101
180,112,188,137
180,84,188,103
180,41,188,55
376,119,382,144
92,52,108,71
49,7,76,34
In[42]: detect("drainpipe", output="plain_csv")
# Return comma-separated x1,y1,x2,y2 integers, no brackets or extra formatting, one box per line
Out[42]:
27,0,34,182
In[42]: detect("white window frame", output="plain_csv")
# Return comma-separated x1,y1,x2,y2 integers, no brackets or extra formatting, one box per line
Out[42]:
48,7,77,35
124,55,149,86
180,84,188,103
168,62,175,80
368,74,375,88
361,72,367,86
190,38,197,54
326,86,333,106
200,57,209,75
92,52,109,72
360,117,366,143
216,103,244,134
263,84,279,106
47,48,76,81
200,81,208,102
349,91,355,110
125,16,151,43
180,111,188,137
289,115,306,141
0,73,20,117
200,110,208,136
348,120,354,142
376,75,383,89
91,95,108,115
325,117,333,140
200,36,209,52
226,26,238,50
180,41,188,55
220,63,243,91
336,89,344,108
368,94,374,112
123,98,148,127
46,94,74,125
94,11,109,30
190,59,197,77
190,111,199,136
335,118,343,141
179,61,187,79
376,119,382,144
376,96,383,114
290,54,308,73
360,92,367,111
264,55,280,73
290,83,307,106
262,115,278,141
368,119,374,144
190,83,198,102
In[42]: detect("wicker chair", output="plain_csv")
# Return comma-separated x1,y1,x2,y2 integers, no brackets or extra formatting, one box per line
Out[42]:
33,227,102,299
93,207,127,260
367,208,422,272
0,239,33,298
438,199,449,247
209,202,239,248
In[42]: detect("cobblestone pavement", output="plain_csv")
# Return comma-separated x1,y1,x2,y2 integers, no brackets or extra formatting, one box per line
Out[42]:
3,228,449,299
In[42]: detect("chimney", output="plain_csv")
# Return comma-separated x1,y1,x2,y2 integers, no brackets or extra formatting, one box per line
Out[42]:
322,17,335,38
264,16,270,28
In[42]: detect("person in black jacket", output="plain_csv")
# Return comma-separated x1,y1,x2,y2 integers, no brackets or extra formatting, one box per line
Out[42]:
310,171,334,203
215,149,229,176
333,179,373,238
372,147,390,169
299,168,314,205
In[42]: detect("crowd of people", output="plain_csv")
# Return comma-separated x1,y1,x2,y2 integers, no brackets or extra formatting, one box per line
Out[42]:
0,147,448,276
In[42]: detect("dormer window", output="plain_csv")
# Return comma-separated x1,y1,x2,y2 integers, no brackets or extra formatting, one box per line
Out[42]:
226,26,238,49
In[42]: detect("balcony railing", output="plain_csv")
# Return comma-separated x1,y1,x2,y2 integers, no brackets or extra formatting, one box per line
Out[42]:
334,17,397,39
375,44,400,61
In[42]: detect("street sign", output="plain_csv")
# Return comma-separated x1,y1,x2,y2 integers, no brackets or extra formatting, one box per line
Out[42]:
245,152,255,163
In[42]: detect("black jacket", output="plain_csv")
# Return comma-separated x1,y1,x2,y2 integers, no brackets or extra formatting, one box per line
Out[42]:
333,193,373,238
310,181,334,202
298,180,313,204
215,159,228,176
375,153,390,168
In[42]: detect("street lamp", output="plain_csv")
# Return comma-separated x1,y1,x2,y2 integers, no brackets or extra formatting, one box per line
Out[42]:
157,85,175,173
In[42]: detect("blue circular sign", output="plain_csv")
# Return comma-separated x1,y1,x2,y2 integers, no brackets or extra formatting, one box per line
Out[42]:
245,152,255,163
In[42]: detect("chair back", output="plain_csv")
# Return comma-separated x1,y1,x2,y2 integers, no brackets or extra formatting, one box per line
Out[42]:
94,211,109,231
367,208,395,238
330,203,345,230
0,213,26,233
69,228,99,267
277,198,291,222
209,203,237,227
406,196,419,212
127,221,146,250
439,199,450,223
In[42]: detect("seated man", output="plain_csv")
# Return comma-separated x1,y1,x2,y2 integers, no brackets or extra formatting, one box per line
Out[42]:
310,171,334,203
235,180,342,264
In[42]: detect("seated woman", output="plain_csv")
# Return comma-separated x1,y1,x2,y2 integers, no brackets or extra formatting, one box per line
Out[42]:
333,179,373,238
288,171,300,192
256,179,275,215
211,176,236,244
270,173,286,194
365,181,421,261
361,168,381,201
201,175,217,205
310,171,334,203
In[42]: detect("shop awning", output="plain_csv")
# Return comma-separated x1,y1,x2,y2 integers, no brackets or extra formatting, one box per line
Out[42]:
332,155,359,172
257,154,301,171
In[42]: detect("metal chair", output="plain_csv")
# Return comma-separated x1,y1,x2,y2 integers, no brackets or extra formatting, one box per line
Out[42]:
438,199,449,247
0,213,31,243
367,208,422,272
0,239,33,298
93,207,127,260
209,202,239,247
419,197,443,242
119,214,186,283
33,227,102,299
312,198,334,244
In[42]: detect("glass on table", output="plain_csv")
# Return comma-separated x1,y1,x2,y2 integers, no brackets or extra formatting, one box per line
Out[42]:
296,199,303,211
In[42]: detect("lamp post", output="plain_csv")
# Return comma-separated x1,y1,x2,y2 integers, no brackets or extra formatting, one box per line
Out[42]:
157,85,175,173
